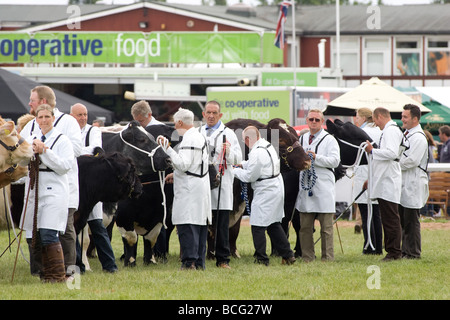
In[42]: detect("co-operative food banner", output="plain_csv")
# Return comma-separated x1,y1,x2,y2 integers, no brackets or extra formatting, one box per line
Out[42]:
0,32,282,64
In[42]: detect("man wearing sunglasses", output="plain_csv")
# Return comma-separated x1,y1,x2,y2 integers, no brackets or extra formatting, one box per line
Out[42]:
295,109,340,262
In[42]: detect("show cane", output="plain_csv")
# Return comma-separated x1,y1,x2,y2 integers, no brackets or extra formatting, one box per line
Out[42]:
213,134,227,255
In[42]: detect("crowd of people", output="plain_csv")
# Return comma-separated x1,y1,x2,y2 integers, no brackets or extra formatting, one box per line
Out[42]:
13,85,444,282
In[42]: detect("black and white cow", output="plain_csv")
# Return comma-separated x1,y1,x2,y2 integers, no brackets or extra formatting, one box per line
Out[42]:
74,151,143,234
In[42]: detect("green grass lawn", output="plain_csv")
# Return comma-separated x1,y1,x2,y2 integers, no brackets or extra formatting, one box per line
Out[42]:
0,219,448,300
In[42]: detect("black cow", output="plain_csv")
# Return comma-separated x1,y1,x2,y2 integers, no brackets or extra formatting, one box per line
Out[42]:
326,119,376,166
74,151,143,234
101,120,171,175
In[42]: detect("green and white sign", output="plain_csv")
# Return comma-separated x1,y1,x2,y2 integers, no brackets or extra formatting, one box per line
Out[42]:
0,32,282,64
261,71,318,87
206,88,292,124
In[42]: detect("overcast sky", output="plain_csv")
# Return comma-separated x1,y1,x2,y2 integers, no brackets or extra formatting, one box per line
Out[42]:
0,0,436,5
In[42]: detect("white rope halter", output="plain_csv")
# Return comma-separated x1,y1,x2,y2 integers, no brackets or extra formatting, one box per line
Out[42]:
335,137,375,251
119,126,168,229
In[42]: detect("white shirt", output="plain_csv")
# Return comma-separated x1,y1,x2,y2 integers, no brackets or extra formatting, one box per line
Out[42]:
370,120,403,203
233,138,284,227
200,121,242,211
166,127,212,226
295,129,341,213
399,124,429,209
21,128,74,232
21,108,82,209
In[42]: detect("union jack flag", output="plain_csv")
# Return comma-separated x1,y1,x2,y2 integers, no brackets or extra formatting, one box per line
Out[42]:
274,1,292,50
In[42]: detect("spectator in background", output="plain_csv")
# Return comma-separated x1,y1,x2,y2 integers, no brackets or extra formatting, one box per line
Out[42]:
438,125,450,163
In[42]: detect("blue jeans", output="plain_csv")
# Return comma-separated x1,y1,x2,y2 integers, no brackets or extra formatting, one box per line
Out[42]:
39,229,60,246
76,219,117,272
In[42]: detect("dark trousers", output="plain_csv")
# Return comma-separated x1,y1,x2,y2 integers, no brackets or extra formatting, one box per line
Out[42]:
251,222,294,264
399,205,421,258
211,210,231,266
358,203,383,254
177,224,208,270
76,219,117,272
378,198,402,259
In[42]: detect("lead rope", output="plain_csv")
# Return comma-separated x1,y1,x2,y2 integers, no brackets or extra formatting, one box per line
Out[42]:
300,153,317,196
29,155,40,249
157,137,170,229
335,138,375,251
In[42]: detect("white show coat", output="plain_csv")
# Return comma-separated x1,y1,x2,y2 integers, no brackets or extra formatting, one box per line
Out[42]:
352,122,382,204
233,138,284,227
22,108,82,210
295,129,341,213
21,128,74,233
200,122,242,211
399,125,429,209
80,124,104,221
166,127,212,226
370,120,403,204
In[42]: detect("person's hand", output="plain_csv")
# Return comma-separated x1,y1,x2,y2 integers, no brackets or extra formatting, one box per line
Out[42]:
363,180,368,190
165,173,174,184
307,150,316,160
364,140,373,153
32,139,47,154
157,135,169,152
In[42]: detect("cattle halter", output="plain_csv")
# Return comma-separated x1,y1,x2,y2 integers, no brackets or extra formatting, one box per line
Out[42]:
119,126,162,173
0,136,27,166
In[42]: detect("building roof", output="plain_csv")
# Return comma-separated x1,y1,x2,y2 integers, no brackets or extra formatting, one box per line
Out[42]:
1,2,450,36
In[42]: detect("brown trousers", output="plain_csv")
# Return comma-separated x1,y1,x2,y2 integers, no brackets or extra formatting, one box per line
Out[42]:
399,205,421,258
378,199,402,259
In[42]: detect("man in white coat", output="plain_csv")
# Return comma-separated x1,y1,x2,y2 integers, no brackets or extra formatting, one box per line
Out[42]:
23,86,82,275
233,126,295,266
71,103,118,273
157,108,211,270
131,100,163,127
364,107,404,261
295,109,340,262
200,100,242,269
399,104,429,259
21,104,74,282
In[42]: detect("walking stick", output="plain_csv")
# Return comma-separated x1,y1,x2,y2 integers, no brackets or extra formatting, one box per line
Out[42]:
11,155,39,283
314,188,366,248
213,135,227,255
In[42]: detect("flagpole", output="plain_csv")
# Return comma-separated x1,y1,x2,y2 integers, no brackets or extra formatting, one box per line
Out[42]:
336,0,341,83
291,0,297,126
291,0,296,88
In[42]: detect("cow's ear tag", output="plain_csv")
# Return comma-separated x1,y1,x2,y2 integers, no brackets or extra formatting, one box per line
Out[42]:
4,129,10,135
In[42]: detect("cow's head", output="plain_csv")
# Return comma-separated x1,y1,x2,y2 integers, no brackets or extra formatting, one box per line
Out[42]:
326,119,375,166
103,152,143,200
0,120,33,172
266,118,311,172
120,121,171,175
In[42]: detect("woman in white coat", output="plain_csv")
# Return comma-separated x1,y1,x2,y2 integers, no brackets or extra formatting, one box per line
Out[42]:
157,108,211,270
233,126,295,266
353,108,383,254
21,104,74,282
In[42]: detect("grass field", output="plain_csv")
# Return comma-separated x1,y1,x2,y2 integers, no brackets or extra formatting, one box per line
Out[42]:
0,218,448,301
